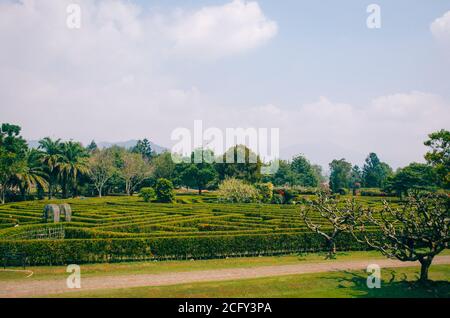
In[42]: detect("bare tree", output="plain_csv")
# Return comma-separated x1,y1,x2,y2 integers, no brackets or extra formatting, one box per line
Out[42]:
88,149,116,197
352,193,449,283
300,193,363,259
121,152,152,196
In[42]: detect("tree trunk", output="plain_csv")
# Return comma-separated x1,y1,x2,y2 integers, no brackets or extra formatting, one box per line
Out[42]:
48,181,53,200
62,177,68,199
419,257,433,282
98,188,102,198
198,188,202,195
326,240,336,259
126,181,131,196
0,188,5,204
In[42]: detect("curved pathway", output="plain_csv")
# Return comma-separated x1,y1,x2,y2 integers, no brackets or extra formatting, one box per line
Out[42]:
1,255,449,298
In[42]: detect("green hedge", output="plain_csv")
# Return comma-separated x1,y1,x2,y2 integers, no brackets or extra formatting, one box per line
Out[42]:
0,232,376,266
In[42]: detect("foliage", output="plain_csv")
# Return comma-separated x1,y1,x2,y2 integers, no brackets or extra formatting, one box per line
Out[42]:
424,129,449,189
0,231,370,266
139,187,156,202
351,193,450,282
151,152,177,182
56,141,90,198
329,159,352,193
290,155,320,187
215,145,262,184
362,153,393,188
300,193,364,258
359,188,390,197
255,182,274,203
155,178,175,203
218,178,260,203
349,165,363,191
132,139,154,161
88,149,116,197
384,163,438,196
121,152,152,196
0,124,29,204
178,149,218,195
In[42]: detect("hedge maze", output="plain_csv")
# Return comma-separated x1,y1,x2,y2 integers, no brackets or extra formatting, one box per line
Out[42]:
0,195,390,265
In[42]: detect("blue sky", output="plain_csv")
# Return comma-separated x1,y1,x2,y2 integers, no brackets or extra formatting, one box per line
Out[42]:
131,0,450,103
0,0,449,169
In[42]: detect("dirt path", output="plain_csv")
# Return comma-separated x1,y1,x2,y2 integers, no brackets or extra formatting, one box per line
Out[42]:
1,256,450,298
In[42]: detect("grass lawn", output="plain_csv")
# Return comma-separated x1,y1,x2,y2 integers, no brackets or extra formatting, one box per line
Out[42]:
47,265,450,298
0,250,389,281
2,250,450,283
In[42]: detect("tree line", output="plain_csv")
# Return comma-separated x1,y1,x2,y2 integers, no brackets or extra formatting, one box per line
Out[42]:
0,123,448,203
328,129,449,196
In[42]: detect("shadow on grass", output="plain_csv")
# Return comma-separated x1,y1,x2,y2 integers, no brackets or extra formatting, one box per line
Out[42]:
329,270,450,298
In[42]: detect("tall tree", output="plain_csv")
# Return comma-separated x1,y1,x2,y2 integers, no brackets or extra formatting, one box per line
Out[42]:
88,149,116,197
86,140,98,153
300,193,363,259
0,124,28,204
12,149,48,199
362,153,393,188
38,137,63,199
424,129,450,189
349,165,363,190
385,163,437,196
291,155,320,187
132,139,154,161
179,149,218,195
312,164,326,184
352,193,449,283
329,159,352,193
216,145,262,183
151,152,176,181
121,152,152,196
271,160,298,187
58,141,90,198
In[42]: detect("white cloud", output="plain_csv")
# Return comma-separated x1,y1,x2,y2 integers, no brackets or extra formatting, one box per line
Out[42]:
431,11,450,44
213,93,450,169
164,0,278,59
0,1,448,170
0,0,277,143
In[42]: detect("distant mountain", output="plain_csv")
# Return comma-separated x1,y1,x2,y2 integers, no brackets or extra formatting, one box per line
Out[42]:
27,139,167,154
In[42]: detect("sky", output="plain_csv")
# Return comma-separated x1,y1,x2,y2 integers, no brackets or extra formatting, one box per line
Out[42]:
0,0,449,169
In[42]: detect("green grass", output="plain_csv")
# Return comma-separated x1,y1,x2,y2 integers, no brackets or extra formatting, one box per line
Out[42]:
0,250,389,281
2,249,449,282
47,265,450,298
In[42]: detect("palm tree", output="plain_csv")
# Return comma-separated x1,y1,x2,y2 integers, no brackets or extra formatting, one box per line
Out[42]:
13,149,48,199
57,141,90,198
39,137,63,199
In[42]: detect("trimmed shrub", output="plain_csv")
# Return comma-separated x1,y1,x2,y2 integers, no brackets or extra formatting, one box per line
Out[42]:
139,187,156,203
360,188,390,197
255,183,274,203
155,179,175,203
271,193,284,204
0,231,378,266
335,188,348,195
218,179,260,204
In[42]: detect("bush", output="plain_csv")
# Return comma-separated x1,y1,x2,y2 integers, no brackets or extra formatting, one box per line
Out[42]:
0,232,377,266
360,188,390,197
255,183,274,203
274,188,300,204
271,193,284,204
335,188,348,195
139,187,156,203
218,178,260,204
155,179,175,203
